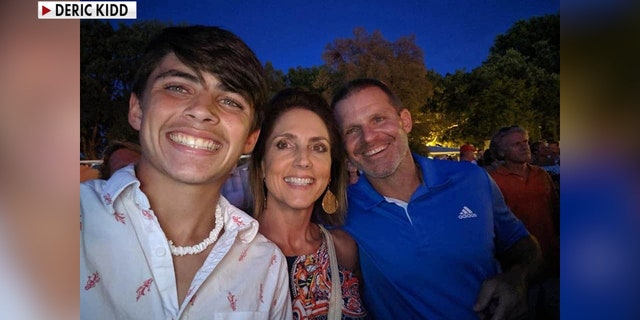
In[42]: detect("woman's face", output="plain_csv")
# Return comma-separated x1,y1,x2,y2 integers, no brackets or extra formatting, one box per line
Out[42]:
262,108,332,211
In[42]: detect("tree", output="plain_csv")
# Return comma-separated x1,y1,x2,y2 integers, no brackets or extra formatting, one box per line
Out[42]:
263,61,286,98
425,14,560,146
322,27,433,113
81,20,168,159
286,66,321,93
490,14,559,74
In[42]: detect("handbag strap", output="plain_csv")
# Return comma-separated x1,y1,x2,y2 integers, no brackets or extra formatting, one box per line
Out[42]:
318,224,342,320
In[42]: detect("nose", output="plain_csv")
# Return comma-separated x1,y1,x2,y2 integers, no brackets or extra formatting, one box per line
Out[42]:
361,125,376,143
294,149,312,169
184,94,219,123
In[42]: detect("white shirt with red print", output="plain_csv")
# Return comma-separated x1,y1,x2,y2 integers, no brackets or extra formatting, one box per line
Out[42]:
80,164,292,319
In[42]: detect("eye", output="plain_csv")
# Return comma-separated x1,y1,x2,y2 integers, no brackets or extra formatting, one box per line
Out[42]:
345,127,359,136
220,98,244,110
374,116,384,123
275,140,292,150
165,85,189,94
311,142,328,153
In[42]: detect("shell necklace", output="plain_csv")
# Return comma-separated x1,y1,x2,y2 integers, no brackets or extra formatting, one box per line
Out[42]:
168,203,224,256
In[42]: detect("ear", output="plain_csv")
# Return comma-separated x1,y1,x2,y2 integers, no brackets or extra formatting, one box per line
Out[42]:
399,108,413,134
128,94,143,131
242,129,261,154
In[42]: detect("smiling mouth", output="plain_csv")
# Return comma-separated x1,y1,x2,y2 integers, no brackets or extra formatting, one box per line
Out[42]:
284,177,315,186
169,132,222,151
363,145,386,157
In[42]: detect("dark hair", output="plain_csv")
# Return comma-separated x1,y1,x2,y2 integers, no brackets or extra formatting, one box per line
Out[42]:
250,88,348,226
131,25,268,131
330,78,404,113
488,125,528,160
100,140,141,179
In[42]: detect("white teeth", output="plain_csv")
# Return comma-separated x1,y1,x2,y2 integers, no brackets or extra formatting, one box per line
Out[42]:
363,146,385,156
284,177,314,185
169,132,221,151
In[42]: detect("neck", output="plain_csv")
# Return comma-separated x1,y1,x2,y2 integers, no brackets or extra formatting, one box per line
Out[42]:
367,154,421,202
503,161,529,177
258,200,320,256
135,163,222,244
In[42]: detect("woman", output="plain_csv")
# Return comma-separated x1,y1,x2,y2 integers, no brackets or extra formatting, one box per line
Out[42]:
250,88,367,319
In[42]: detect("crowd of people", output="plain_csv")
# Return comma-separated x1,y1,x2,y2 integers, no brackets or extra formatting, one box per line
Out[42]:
81,25,559,319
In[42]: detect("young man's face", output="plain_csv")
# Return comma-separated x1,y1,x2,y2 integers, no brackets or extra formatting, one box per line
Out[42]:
334,86,412,179
128,53,259,185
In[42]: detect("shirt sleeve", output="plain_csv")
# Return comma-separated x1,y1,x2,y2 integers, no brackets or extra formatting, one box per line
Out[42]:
269,251,293,319
488,176,530,253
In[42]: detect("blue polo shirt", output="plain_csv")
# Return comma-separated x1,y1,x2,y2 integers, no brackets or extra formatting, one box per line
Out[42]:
344,154,528,319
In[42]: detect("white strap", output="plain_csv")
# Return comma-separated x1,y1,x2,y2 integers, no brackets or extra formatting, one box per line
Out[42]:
319,224,342,320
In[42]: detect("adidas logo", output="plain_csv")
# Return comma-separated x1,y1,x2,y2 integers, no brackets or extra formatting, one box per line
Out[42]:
458,206,477,219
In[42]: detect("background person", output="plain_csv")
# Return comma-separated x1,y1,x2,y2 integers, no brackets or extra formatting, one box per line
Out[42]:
99,140,141,179
249,88,367,319
221,158,253,212
331,78,541,320
459,144,478,164
488,126,560,319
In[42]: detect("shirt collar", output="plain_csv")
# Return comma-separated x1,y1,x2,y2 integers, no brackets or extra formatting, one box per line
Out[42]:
101,163,140,207
350,153,452,209
217,196,259,244
102,164,259,243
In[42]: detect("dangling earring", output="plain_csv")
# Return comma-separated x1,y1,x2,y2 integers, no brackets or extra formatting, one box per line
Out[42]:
322,185,338,214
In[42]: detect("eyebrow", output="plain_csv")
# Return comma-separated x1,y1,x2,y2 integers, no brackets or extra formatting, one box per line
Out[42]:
154,69,200,83
274,133,330,143
154,69,234,93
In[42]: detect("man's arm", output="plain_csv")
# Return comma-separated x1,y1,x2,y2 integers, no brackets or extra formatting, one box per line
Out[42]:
474,234,542,320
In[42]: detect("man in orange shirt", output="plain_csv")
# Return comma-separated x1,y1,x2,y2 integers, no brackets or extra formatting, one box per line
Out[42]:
487,125,559,319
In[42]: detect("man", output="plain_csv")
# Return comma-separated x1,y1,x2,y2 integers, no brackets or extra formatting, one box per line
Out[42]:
99,140,142,180
80,26,291,319
460,144,478,163
221,159,253,212
488,126,559,318
331,78,541,319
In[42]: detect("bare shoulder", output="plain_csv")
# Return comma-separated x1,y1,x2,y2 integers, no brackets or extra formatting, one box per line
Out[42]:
328,228,359,271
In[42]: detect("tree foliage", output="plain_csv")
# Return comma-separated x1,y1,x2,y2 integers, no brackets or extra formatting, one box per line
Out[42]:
322,27,433,113
426,13,559,148
490,14,559,74
81,20,168,159
81,15,559,159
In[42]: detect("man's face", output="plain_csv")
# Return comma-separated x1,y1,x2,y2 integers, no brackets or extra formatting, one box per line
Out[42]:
108,148,140,174
334,87,412,178
128,53,259,185
502,131,532,164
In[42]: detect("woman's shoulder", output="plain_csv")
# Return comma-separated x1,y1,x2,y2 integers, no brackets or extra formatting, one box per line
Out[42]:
328,228,358,271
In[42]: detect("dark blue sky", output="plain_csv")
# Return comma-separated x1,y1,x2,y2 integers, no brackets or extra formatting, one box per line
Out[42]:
119,0,559,75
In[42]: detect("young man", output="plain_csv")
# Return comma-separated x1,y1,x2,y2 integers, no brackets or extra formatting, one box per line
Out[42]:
331,78,542,319
80,26,292,319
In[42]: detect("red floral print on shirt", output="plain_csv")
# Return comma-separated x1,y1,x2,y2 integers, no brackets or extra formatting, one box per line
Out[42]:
239,247,248,261
103,193,113,204
232,215,245,226
114,212,125,224
84,272,100,290
227,291,237,311
136,278,153,301
259,283,264,303
141,209,153,220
